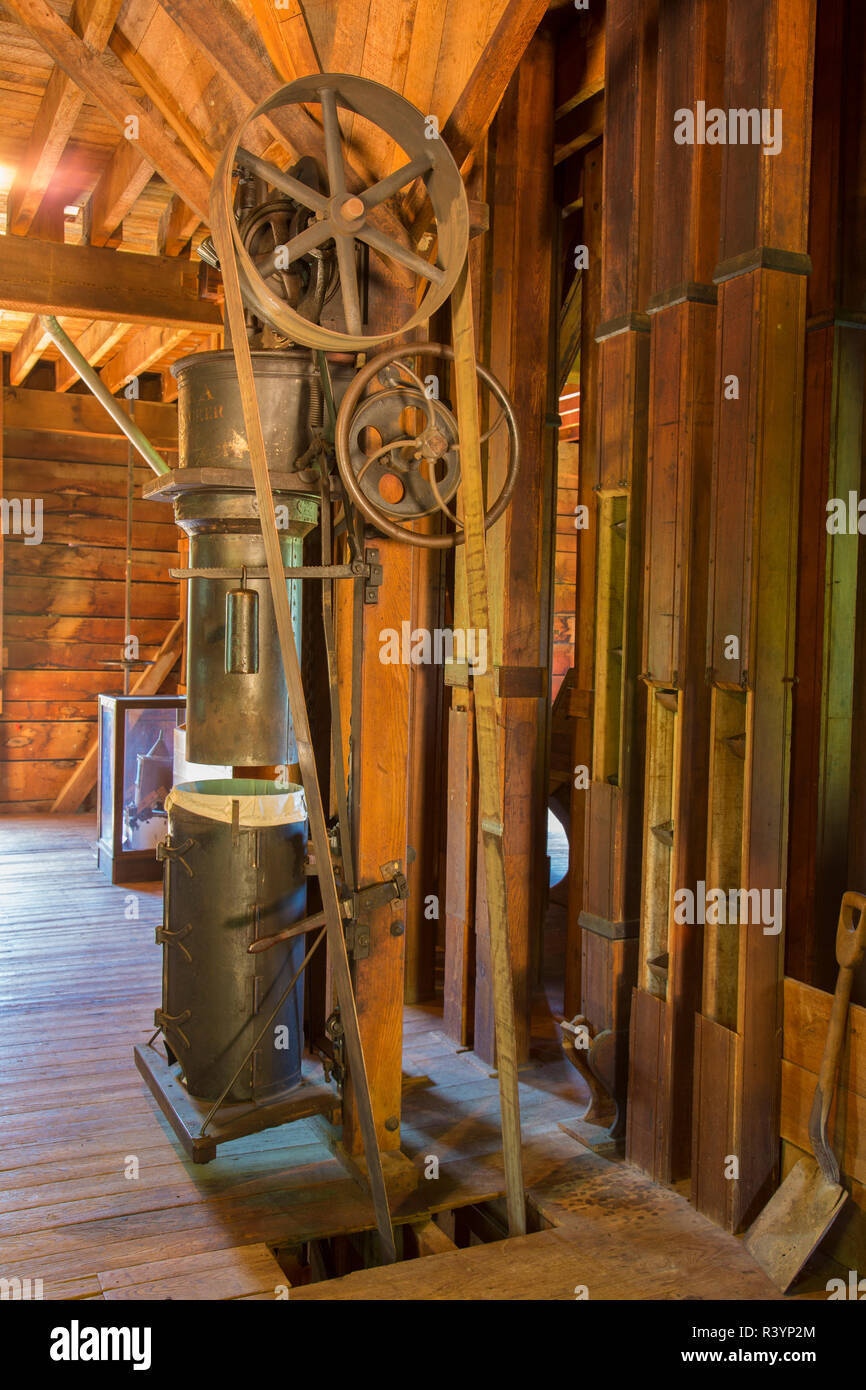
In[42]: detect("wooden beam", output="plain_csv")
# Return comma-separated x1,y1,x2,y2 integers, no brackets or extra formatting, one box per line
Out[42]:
9,316,54,386
0,235,222,330
626,0,725,1186
109,29,217,176
555,19,605,121
50,618,184,814
88,136,154,248
156,194,200,258
2,0,211,221
5,0,124,234
100,325,191,395
3,387,178,449
54,320,130,393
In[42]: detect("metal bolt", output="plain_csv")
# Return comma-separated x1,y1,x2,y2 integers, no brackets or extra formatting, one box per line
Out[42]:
390,920,405,937
384,1115,399,1132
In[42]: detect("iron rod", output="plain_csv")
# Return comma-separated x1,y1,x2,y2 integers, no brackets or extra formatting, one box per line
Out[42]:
38,315,171,477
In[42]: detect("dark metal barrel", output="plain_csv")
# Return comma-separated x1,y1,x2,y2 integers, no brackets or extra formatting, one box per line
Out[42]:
158,779,308,1103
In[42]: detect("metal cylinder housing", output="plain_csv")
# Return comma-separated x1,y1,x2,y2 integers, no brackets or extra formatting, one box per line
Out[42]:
172,349,354,472
159,779,308,1103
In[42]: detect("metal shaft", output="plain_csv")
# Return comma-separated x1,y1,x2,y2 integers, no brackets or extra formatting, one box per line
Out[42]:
38,315,170,477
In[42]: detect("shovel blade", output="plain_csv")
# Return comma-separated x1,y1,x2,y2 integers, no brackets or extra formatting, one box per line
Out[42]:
744,1157,848,1292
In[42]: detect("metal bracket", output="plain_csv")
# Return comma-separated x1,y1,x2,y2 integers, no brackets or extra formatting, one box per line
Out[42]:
364,546,383,604
343,857,412,959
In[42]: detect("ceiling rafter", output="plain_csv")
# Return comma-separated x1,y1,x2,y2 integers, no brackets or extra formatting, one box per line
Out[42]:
108,27,217,176
99,322,192,394
2,0,212,221
241,0,320,84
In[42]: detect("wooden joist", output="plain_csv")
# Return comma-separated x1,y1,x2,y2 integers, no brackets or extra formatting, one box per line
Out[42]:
5,0,123,234
54,322,129,394
0,236,222,330
2,0,211,222
99,327,192,396
9,315,54,387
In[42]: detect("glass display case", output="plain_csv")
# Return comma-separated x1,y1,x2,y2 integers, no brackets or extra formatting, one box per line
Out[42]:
96,695,185,883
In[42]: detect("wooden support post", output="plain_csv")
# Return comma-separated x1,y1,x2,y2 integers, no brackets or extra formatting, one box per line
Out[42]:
691,0,817,1232
338,269,415,1160
788,0,866,999
625,0,725,1184
340,534,410,1157
578,0,656,1131
470,32,556,1067
564,141,602,1019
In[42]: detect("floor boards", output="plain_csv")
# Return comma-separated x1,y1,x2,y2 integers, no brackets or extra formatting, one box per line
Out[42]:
0,814,820,1301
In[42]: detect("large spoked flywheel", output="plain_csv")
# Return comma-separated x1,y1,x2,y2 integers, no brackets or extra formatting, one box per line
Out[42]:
211,74,470,352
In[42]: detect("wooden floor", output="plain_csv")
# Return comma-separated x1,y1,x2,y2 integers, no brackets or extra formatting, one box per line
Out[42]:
0,814,820,1301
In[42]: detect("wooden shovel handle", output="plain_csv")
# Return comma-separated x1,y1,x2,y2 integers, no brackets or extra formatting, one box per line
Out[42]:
814,891,866,1149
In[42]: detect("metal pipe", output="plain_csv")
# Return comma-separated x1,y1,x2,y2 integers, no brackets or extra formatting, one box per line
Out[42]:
38,315,171,477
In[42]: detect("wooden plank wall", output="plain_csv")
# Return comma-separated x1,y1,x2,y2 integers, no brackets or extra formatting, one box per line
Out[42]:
0,387,180,814
781,976,866,1268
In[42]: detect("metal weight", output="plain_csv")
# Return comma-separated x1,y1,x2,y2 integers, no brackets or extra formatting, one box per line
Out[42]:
210,73,470,351
225,569,259,675
334,343,521,549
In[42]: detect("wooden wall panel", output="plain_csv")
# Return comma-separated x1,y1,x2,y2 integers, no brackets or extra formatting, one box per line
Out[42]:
1,397,181,814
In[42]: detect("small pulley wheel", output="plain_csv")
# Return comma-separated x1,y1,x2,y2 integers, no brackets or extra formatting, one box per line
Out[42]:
211,74,470,351
335,343,520,549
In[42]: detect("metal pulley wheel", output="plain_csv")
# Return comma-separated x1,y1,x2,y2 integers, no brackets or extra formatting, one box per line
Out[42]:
236,159,339,325
334,343,520,549
211,74,470,351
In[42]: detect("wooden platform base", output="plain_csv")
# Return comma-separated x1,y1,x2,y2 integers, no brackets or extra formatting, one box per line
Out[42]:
133,1045,340,1164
